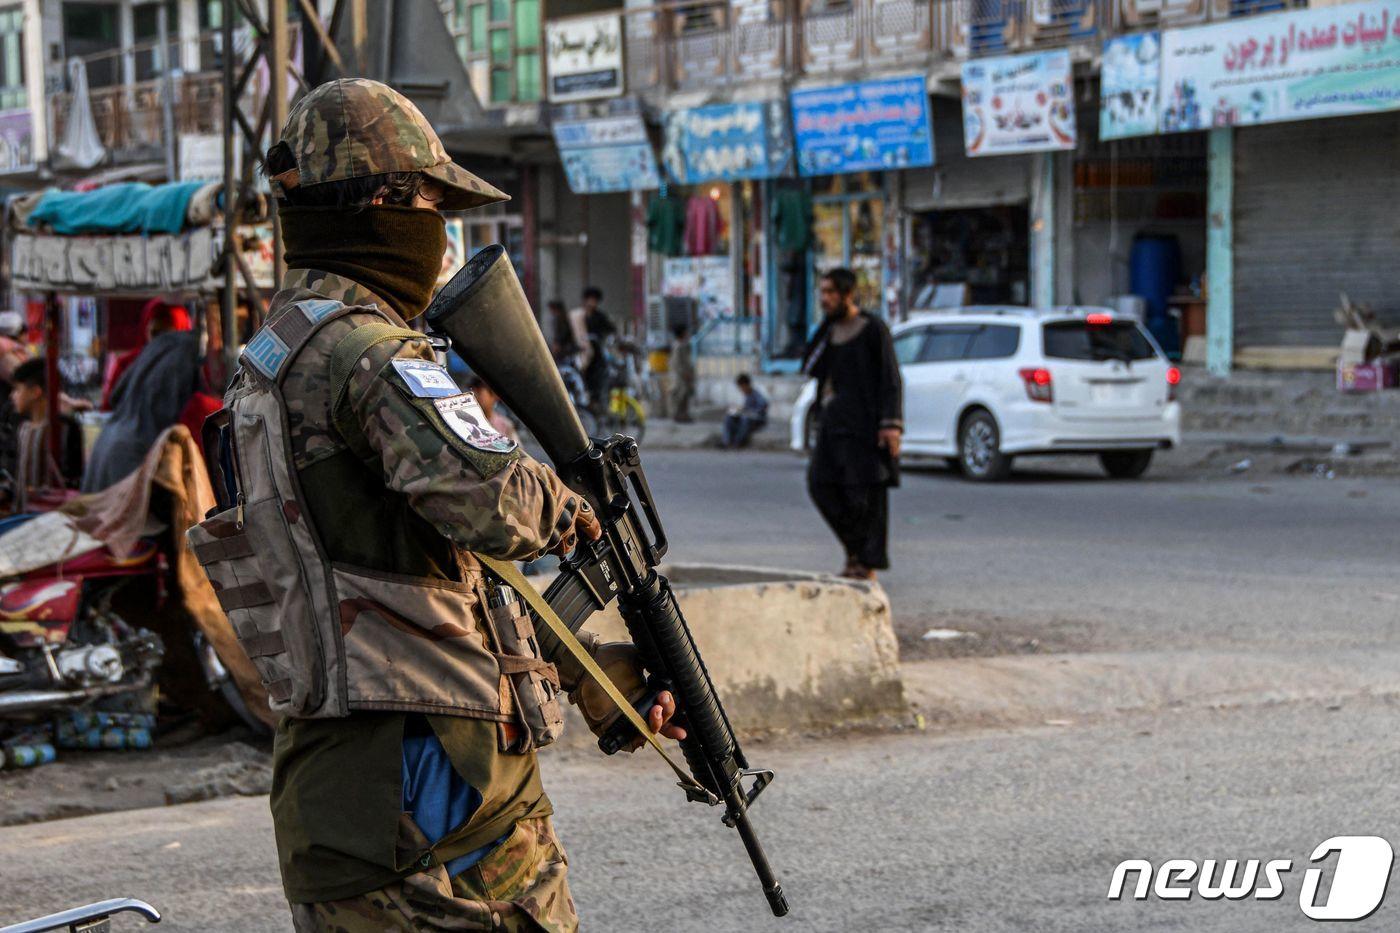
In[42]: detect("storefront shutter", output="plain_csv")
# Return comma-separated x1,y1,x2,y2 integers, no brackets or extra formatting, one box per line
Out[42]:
903,98,1033,212
1233,113,1400,348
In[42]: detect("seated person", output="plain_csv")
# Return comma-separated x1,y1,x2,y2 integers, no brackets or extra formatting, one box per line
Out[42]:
721,374,769,449
8,357,84,510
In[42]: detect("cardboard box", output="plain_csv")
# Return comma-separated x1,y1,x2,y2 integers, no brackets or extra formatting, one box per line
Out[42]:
1337,360,1399,393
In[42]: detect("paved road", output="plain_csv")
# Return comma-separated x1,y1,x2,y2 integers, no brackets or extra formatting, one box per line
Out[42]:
5,697,1400,932
4,450,1399,931
647,448,1400,657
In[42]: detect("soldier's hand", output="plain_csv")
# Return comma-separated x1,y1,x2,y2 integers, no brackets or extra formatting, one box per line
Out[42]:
628,689,686,752
550,499,601,556
650,690,688,740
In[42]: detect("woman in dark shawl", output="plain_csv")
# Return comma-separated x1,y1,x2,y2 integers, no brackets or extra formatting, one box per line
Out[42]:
82,303,202,492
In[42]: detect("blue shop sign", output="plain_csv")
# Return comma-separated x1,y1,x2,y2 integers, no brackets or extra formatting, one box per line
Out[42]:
790,75,934,176
552,111,660,194
661,100,792,184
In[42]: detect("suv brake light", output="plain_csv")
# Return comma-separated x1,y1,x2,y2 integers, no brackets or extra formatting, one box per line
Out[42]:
1085,312,1113,325
1019,367,1053,403
1166,366,1181,401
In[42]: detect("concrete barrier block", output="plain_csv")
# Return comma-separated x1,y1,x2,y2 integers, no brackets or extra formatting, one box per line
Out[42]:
562,564,906,734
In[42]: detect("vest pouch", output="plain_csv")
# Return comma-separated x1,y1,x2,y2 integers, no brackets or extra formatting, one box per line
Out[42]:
188,500,324,715
487,598,564,752
331,563,510,721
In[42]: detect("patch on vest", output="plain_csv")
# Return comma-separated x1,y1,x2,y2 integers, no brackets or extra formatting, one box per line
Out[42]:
391,359,459,398
243,328,291,379
433,394,518,453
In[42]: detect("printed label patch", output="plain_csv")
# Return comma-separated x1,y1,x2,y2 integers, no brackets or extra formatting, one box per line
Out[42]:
243,329,291,379
433,394,518,453
391,359,460,398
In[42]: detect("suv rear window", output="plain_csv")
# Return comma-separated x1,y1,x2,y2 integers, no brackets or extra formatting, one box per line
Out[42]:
1042,320,1156,362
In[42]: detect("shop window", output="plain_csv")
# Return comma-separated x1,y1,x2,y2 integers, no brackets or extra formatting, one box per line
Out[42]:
490,66,511,103
61,2,120,87
514,51,540,101
513,0,538,45
447,0,542,107
0,6,24,111
133,0,180,82
910,206,1029,307
197,0,224,71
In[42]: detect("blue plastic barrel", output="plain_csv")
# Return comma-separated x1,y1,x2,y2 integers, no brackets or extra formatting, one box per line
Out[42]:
1130,234,1182,357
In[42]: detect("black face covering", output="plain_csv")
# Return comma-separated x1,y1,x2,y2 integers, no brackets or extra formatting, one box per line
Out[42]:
279,205,447,320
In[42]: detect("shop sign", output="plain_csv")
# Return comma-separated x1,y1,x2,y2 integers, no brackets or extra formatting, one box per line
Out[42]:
662,100,792,184
552,108,660,194
179,133,236,182
789,75,934,176
11,228,221,293
0,108,35,174
961,50,1076,156
662,256,734,321
1159,0,1400,132
1101,33,1162,140
546,12,624,103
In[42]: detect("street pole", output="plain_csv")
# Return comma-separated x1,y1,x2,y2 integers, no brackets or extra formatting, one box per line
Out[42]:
221,0,239,381
43,293,61,471
270,0,289,287
156,2,178,182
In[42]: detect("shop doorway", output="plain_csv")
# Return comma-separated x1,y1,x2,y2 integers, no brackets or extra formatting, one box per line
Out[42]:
764,173,886,370
908,205,1029,309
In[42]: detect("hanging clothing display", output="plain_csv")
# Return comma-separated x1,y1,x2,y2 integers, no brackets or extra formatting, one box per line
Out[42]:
684,195,721,256
772,188,812,253
646,193,686,257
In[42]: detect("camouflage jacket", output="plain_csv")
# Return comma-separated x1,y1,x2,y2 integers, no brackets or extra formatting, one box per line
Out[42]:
211,268,583,725
264,268,581,563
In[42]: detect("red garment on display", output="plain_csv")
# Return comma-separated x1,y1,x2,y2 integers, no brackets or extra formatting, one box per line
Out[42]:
684,195,721,256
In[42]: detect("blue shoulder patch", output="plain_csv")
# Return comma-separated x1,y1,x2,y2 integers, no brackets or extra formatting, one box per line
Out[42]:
299,299,343,324
243,328,291,379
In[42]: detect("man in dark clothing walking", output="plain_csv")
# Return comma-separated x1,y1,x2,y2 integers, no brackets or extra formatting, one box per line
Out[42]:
802,268,903,582
575,286,615,410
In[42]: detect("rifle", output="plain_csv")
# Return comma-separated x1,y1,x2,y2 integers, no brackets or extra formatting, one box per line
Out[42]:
425,246,789,918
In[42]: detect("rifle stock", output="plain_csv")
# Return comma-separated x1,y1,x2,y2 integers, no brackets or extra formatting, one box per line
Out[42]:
424,246,789,918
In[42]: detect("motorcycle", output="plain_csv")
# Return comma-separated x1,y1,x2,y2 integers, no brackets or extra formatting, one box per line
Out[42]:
0,503,267,764
556,356,599,438
0,511,164,760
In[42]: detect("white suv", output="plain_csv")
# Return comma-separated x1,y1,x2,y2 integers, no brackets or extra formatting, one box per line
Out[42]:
789,307,1182,480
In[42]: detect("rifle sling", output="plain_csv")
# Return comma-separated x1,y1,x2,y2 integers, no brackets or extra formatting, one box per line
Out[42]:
476,554,709,798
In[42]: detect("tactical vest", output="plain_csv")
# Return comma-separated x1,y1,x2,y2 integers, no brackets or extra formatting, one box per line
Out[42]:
187,298,563,746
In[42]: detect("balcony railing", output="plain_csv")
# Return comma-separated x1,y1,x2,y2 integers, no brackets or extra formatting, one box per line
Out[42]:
49,73,224,162
624,0,1314,95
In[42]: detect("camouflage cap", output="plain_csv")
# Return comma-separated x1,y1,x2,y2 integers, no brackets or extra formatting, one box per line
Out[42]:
273,78,508,211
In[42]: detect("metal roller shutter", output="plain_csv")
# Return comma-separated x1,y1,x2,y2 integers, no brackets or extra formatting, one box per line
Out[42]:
903,98,1032,211
1234,113,1400,348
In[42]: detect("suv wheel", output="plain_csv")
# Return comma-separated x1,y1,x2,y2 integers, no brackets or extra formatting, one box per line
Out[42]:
1100,450,1154,479
959,410,1011,481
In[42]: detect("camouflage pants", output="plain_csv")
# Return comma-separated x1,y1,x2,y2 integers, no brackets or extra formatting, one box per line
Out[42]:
289,817,577,932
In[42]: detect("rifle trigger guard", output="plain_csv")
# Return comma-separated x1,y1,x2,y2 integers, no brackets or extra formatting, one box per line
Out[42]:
721,768,776,827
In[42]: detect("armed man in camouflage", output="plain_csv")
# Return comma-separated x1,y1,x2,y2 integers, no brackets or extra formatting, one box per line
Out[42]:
245,78,683,932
